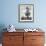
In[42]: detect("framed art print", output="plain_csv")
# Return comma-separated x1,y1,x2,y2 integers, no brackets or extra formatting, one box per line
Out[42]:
18,4,34,22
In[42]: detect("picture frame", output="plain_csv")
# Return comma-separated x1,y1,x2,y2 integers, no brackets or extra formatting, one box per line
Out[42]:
18,4,34,22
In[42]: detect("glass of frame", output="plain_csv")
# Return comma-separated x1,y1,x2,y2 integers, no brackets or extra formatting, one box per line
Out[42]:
18,4,34,22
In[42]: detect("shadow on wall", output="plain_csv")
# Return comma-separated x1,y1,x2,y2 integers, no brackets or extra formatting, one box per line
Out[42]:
0,24,7,43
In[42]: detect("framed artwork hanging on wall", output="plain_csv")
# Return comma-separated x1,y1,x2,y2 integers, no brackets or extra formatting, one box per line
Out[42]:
18,4,34,22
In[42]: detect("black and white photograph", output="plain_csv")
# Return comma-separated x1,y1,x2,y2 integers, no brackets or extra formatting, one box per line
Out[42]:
19,4,34,22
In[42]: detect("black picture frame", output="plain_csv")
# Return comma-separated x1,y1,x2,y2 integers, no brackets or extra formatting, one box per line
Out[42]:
18,4,34,22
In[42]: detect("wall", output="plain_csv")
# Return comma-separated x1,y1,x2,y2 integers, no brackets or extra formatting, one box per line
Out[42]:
0,0,46,29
